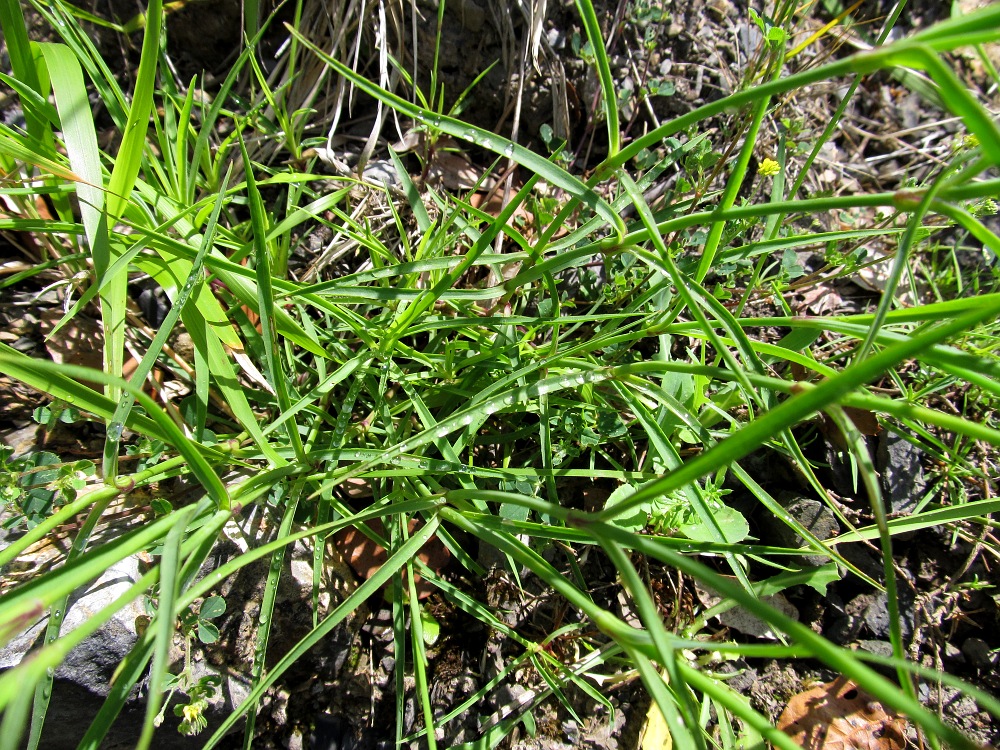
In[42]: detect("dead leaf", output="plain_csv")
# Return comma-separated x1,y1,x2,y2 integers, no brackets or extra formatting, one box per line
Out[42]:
426,150,492,191
853,258,928,306
796,283,844,315
40,309,104,371
333,517,450,600
776,677,906,750
638,670,673,750
468,190,533,226
638,697,673,750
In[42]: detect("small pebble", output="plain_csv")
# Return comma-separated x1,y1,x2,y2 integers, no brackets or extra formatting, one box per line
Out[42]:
961,637,997,669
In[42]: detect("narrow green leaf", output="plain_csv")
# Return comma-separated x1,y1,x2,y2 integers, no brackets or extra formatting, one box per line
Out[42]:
574,0,619,157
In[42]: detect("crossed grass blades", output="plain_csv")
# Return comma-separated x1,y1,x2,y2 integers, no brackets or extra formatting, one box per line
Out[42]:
0,0,999,748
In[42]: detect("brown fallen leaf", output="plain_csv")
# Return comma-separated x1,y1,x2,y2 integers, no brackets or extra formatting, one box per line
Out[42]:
776,676,906,750
40,309,104,371
426,150,492,191
332,517,450,600
796,282,844,316
468,189,533,226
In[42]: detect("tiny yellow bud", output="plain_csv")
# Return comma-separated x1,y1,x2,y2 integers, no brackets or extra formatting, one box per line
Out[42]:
758,157,781,177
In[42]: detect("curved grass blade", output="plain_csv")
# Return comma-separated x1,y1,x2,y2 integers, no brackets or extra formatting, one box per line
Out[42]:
586,520,983,750
0,568,159,746
0,355,230,509
574,0,618,157
70,505,231,750
0,0,56,147
36,42,104,244
103,168,233,480
825,405,912,696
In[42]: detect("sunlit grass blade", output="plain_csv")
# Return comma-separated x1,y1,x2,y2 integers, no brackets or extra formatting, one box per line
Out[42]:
135,514,186,750
586,520,983,750
0,506,196,648
596,296,1000,522
2,567,158,747
25,489,115,750
91,0,160,408
0,0,53,145
102,168,233,479
0,124,86,183
0,355,230,508
240,135,306,462
596,4,1000,178
574,0,618,157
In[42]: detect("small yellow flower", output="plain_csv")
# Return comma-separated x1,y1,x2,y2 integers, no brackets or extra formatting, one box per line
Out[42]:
962,134,980,150
182,703,202,725
758,157,781,177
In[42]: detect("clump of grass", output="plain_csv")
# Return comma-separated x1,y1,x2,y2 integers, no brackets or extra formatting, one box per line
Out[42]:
0,0,999,748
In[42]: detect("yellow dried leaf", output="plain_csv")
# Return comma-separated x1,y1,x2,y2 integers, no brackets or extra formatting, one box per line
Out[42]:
638,697,673,750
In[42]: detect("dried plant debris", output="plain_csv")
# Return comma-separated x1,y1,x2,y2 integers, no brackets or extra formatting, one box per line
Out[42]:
776,677,907,750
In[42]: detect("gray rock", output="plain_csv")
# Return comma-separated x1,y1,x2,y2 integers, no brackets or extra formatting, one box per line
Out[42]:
718,592,799,640
878,430,926,517
962,637,998,669
0,516,344,748
0,555,206,749
837,590,915,641
0,555,145,674
855,639,894,658
763,493,840,566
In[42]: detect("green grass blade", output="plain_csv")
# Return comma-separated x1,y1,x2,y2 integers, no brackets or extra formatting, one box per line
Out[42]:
574,0,618,157
587,521,982,750
0,0,52,145
240,135,306,462
0,354,230,509
135,513,187,750
596,296,1000,522
242,484,301,747
0,507,195,647
102,169,233,479
25,491,115,750
98,0,161,406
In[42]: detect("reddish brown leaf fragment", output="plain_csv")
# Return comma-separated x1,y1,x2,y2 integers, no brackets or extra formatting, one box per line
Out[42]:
776,677,906,750
333,518,450,600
